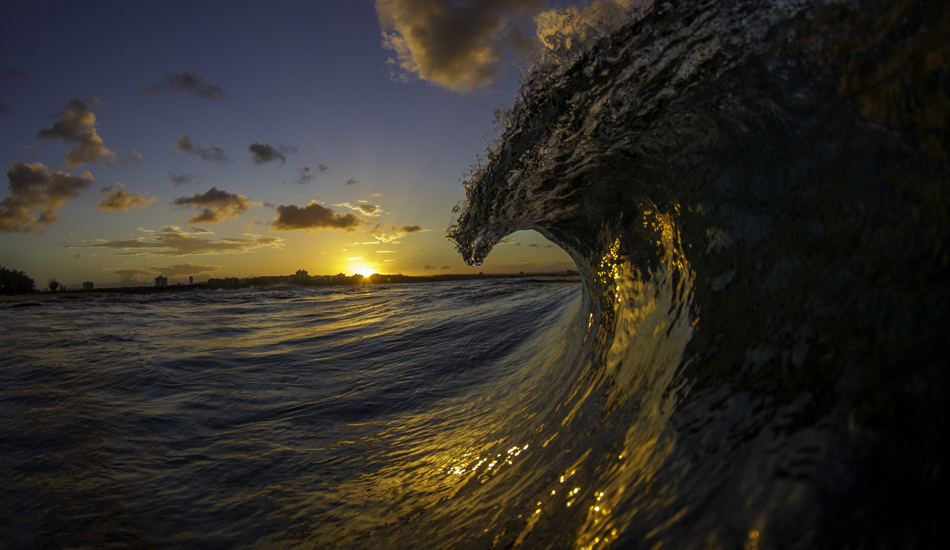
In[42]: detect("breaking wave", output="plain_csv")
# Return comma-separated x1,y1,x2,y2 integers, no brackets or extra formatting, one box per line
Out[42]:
448,0,949,546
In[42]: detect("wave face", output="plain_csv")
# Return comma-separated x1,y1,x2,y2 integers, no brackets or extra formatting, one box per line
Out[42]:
449,0,950,546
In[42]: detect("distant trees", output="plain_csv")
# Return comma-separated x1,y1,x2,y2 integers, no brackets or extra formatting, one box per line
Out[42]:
0,265,36,294
47,278,61,292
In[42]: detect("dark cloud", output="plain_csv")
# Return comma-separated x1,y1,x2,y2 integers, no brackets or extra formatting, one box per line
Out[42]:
367,223,424,243
97,183,156,212
346,178,358,185
0,68,28,114
248,143,287,164
142,70,226,100
175,133,230,163
270,201,363,232
423,265,435,270
1,162,94,233
36,98,116,166
173,187,252,224
441,265,451,269
170,172,202,186
69,225,282,257
289,164,330,184
376,0,545,92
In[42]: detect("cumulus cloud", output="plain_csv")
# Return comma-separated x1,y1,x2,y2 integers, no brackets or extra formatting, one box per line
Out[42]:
175,133,230,163
376,0,545,92
337,201,383,217
423,264,435,270
69,225,282,257
141,70,226,100
441,265,451,269
36,98,117,166
1,162,94,233
170,172,202,186
346,178,358,185
248,142,297,165
97,183,157,212
173,187,253,224
270,201,363,232
1,68,28,114
367,222,424,243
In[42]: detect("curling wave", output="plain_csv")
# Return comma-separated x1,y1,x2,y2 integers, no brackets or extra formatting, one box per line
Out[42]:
448,0,950,546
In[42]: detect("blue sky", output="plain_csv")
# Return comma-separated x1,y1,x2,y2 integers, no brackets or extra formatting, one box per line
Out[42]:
0,0,626,287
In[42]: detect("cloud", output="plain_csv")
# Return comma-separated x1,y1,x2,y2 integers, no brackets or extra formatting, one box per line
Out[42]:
367,222,424,243
170,172,202,186
148,263,220,277
376,0,545,92
337,201,383,217
441,265,451,269
36,98,117,166
97,183,157,213
69,225,283,257
248,142,297,165
175,133,230,163
346,178,358,185
270,201,363,232
173,187,252,224
371,192,382,197
288,165,328,185
1,162,94,233
141,70,226,100
423,265,435,270
127,151,145,163
0,68,28,114
112,269,154,283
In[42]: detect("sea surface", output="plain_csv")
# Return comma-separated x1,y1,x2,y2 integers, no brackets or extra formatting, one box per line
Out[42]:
3,0,950,548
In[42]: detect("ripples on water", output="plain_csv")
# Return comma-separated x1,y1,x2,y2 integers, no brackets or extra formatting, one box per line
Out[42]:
1,281,585,548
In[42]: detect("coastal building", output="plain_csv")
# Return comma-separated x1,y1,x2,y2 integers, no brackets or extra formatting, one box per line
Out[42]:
82,281,94,290
154,276,167,287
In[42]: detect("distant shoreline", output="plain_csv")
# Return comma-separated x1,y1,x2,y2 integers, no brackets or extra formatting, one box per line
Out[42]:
1,272,581,304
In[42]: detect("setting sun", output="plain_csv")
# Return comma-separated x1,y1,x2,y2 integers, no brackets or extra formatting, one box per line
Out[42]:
348,261,377,277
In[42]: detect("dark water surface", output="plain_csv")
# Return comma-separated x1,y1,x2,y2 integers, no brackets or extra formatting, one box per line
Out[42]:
1,281,584,548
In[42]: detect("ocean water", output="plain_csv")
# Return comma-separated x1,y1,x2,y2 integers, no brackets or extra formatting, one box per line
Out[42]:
3,0,949,547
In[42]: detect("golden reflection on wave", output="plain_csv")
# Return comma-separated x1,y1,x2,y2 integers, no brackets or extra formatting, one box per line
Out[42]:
574,208,696,549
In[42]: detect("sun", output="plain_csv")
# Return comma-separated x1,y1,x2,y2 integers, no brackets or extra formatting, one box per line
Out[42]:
348,261,376,277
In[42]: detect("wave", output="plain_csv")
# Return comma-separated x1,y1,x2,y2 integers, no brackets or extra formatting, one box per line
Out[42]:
448,0,949,546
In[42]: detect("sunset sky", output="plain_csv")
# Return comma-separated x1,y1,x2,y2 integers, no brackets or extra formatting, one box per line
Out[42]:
0,0,634,287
